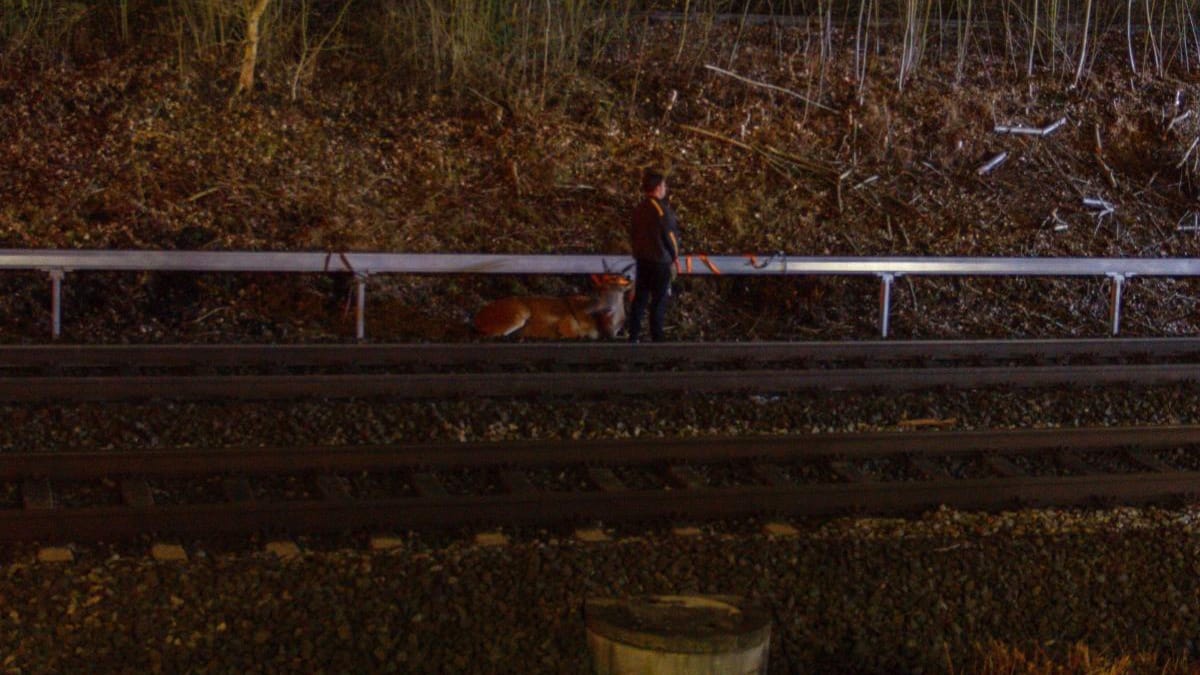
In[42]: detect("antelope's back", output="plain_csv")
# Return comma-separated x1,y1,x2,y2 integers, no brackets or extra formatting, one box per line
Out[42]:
473,297,532,337
520,295,597,338
474,295,598,338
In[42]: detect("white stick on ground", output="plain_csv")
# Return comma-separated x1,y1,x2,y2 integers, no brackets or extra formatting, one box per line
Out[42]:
1179,137,1200,169
977,152,1008,175
994,117,1066,136
704,64,837,113
994,125,1042,135
1040,118,1067,136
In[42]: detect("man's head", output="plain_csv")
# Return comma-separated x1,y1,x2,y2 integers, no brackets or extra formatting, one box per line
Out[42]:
641,168,667,199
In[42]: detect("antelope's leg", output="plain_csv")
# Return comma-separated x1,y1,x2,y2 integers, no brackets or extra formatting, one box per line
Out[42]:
555,316,585,339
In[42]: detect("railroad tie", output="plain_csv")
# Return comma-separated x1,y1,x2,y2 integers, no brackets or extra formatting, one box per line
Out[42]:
982,455,1025,478
316,475,353,502
665,465,707,490
498,470,537,495
369,535,404,551
410,472,449,498
150,543,188,562
474,532,509,547
1125,450,1175,473
222,476,255,503
574,528,611,543
750,463,793,487
907,456,950,480
22,478,53,510
120,478,154,508
586,467,627,492
828,461,867,483
36,547,74,563
1056,451,1099,476
265,540,301,559
762,522,799,537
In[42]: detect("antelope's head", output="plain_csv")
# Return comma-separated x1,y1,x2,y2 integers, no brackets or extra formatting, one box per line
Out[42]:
589,274,631,338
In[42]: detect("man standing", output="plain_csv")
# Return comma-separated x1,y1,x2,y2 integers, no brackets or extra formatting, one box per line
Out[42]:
628,168,681,343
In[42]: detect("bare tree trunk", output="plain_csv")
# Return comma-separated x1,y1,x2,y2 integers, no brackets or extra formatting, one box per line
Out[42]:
235,0,272,96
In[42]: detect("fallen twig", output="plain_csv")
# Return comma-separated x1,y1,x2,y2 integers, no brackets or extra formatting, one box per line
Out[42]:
993,125,1042,136
1040,118,1067,136
1042,208,1069,232
1083,197,1115,230
761,144,836,176
189,306,230,325
994,117,1067,137
680,124,839,185
704,64,837,113
976,152,1008,175
1177,136,1200,169
1168,110,1193,132
679,124,796,181
1093,126,1118,189
184,187,220,203
851,175,879,190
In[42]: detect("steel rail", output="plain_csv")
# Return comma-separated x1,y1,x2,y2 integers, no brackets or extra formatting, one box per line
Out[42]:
5,338,1200,369
4,472,1200,541
4,363,1200,400
3,425,1200,540
5,426,1199,480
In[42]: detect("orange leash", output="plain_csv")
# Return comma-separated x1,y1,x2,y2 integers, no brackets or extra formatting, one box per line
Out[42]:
677,255,723,274
698,254,722,274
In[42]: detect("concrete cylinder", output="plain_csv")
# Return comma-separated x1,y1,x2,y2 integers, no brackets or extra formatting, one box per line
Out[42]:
585,595,771,675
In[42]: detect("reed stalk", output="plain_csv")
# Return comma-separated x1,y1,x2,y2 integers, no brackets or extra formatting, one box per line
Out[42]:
6,1,1200,104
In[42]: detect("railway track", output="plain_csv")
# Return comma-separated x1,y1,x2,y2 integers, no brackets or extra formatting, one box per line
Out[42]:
4,426,1200,542
3,338,1200,400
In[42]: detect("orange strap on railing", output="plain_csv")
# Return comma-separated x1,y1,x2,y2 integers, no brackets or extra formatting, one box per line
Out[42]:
698,254,722,275
677,255,723,275
745,252,784,270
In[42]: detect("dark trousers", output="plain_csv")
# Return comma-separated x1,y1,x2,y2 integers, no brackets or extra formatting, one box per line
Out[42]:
628,260,673,342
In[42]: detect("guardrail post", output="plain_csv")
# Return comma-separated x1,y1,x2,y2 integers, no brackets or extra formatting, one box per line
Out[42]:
355,273,368,341
878,273,895,338
1108,273,1126,336
47,269,64,340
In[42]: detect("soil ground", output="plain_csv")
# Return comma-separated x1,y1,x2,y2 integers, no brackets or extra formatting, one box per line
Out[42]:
3,14,1200,672
4,21,1200,343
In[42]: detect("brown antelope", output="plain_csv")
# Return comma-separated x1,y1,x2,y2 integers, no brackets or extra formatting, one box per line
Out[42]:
473,275,630,339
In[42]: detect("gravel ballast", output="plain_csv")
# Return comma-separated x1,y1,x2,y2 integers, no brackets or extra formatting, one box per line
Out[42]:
1,508,1198,673
0,384,1197,451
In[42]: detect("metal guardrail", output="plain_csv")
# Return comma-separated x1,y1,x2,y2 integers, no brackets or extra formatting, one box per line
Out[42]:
7,249,1200,339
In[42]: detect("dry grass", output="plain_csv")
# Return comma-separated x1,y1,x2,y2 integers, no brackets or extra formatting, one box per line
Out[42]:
959,641,1198,675
5,5,1200,345
6,1,1200,100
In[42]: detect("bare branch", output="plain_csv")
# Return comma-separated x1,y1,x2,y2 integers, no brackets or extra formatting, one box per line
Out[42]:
704,64,837,113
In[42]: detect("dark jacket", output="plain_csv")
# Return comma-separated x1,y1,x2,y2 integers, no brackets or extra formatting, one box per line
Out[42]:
629,196,680,264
